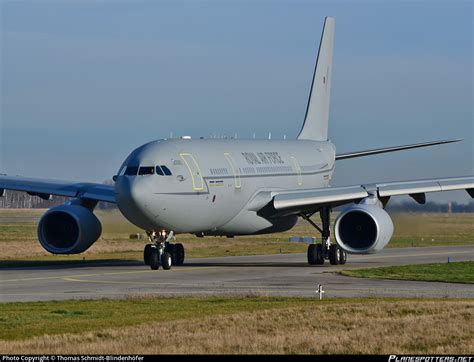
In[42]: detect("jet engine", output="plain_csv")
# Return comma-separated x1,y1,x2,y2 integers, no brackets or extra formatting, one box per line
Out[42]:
334,203,393,254
37,204,102,254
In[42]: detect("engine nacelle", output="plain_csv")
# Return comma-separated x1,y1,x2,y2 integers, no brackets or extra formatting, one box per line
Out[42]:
38,204,102,254
334,204,393,254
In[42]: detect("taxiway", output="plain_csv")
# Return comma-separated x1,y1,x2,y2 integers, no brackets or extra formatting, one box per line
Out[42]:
1,245,472,302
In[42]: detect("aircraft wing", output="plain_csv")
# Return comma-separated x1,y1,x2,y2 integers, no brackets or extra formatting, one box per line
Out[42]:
262,176,474,216
335,139,462,160
0,175,115,203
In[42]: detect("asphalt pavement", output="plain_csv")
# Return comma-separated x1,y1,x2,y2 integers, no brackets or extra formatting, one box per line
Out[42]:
1,245,472,302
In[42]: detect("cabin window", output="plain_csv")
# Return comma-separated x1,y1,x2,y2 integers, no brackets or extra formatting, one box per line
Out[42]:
138,166,155,175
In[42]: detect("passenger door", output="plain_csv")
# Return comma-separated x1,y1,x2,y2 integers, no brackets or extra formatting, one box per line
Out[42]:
180,153,205,192
290,156,303,186
224,152,241,189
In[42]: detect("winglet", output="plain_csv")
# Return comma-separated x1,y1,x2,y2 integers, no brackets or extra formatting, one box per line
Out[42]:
297,16,335,141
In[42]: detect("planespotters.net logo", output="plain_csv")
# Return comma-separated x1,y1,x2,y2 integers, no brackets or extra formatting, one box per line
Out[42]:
389,356,473,362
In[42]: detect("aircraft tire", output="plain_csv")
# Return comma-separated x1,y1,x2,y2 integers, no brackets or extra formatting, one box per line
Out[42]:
308,244,324,265
315,244,324,264
161,252,172,270
144,244,153,266
339,249,347,265
307,244,318,265
175,243,185,265
165,244,177,265
329,245,340,265
149,248,160,270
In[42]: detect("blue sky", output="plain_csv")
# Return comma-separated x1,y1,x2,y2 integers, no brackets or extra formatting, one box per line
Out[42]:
1,0,472,203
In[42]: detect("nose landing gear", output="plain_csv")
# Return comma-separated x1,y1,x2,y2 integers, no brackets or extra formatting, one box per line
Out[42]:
143,230,185,270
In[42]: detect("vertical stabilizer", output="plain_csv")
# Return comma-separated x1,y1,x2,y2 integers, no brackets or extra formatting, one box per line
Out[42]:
297,17,335,141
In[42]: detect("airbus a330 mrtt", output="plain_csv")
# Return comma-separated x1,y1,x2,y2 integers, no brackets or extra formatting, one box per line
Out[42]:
1,17,473,270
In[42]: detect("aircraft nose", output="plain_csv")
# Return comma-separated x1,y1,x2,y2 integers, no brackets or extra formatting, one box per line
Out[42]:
115,176,154,230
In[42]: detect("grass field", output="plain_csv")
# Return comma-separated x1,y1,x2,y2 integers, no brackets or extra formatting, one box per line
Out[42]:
340,261,474,284
0,297,472,354
0,209,472,266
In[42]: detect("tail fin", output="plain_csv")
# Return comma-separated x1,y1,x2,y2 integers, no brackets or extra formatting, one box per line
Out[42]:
297,16,335,141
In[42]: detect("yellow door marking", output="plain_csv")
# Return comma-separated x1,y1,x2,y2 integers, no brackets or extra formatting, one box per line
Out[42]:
224,152,241,189
180,153,205,191
290,156,303,186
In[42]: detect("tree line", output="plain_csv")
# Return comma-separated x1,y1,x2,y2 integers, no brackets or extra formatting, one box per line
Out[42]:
385,200,474,213
0,192,114,210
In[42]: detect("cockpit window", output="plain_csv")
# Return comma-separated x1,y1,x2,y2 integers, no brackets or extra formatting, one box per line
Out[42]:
124,166,139,176
156,165,172,176
161,165,172,176
156,166,165,176
138,166,155,175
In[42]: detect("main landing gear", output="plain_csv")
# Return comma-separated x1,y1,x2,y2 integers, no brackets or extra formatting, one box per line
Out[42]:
301,207,347,266
143,230,185,270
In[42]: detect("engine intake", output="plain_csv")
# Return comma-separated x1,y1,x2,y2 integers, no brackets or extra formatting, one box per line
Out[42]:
38,205,102,254
334,204,393,254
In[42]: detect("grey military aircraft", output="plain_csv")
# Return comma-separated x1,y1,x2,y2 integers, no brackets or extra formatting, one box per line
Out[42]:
1,17,473,270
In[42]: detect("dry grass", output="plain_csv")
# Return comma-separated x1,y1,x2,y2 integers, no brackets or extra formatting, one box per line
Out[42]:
1,299,472,354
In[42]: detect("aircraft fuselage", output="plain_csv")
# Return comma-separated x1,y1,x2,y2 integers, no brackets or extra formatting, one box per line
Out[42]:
115,138,336,235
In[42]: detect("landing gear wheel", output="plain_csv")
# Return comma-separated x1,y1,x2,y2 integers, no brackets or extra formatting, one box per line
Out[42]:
339,249,347,265
315,244,325,265
175,243,185,265
164,243,185,265
161,252,172,270
329,245,341,265
144,244,153,266
307,244,324,265
307,244,317,265
165,244,177,264
149,248,160,270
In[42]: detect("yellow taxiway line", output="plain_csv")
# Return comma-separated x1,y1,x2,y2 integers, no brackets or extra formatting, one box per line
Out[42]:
0,267,216,283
